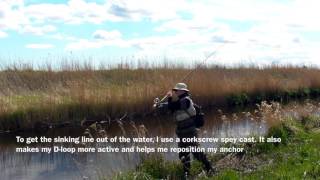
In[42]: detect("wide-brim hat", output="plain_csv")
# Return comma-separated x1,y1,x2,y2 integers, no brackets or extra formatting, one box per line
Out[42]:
172,83,189,92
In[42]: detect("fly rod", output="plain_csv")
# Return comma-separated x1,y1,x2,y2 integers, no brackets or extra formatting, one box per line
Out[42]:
154,44,226,106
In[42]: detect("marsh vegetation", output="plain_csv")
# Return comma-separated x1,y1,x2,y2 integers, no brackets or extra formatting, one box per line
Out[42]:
1,63,320,132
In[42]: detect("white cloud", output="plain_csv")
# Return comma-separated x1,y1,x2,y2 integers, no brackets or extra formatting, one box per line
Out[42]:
0,0,28,30
66,28,216,51
49,33,77,41
0,31,8,38
25,43,54,49
65,39,129,50
23,0,120,24
20,25,56,35
65,37,129,51
108,0,188,21
1,0,189,28
65,29,129,51
93,30,122,40
0,0,119,36
2,0,320,31
125,0,320,66
155,18,224,33
66,39,104,50
1,0,320,66
63,18,318,67
278,0,320,31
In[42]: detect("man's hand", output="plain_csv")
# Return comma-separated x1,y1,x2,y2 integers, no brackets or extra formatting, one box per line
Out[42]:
152,98,160,109
166,90,173,97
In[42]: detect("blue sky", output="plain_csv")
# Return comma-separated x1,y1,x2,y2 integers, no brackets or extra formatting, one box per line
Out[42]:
0,0,320,67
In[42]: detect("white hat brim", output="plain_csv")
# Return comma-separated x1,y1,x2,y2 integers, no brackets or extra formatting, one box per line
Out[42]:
172,88,189,92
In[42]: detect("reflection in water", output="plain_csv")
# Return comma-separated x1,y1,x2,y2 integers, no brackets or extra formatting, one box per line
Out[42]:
0,109,268,180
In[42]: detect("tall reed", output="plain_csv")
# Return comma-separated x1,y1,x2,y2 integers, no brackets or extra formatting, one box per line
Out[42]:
1,63,320,130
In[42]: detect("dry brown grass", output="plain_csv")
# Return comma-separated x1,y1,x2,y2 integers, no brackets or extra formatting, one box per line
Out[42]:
1,63,320,130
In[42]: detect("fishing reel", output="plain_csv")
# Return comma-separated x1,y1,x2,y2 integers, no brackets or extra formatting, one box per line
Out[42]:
153,97,160,108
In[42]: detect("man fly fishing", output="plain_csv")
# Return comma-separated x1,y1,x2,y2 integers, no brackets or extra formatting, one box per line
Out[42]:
154,82,215,177
153,46,225,177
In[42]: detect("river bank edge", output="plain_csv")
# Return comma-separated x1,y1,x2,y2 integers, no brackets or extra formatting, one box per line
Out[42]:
112,114,320,180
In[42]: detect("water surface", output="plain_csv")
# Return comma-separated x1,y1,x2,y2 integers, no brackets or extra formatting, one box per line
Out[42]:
0,108,269,180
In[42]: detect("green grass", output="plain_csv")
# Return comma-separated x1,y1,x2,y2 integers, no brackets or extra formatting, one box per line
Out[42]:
238,132,320,180
112,115,320,180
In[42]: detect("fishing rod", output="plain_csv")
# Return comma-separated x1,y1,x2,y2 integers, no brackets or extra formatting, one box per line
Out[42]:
154,44,226,106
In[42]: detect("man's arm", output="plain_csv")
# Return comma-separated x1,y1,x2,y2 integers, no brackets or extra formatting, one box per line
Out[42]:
167,97,181,111
168,97,190,112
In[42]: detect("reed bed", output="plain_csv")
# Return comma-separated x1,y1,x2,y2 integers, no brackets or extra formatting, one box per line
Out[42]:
1,63,320,131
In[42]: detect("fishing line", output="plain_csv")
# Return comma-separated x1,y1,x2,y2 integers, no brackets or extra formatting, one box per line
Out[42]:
157,43,228,103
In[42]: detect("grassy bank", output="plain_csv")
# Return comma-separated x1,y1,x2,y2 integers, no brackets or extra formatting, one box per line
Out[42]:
112,102,320,180
2,65,320,131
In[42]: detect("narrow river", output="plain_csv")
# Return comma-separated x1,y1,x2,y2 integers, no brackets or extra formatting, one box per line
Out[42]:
0,105,275,180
